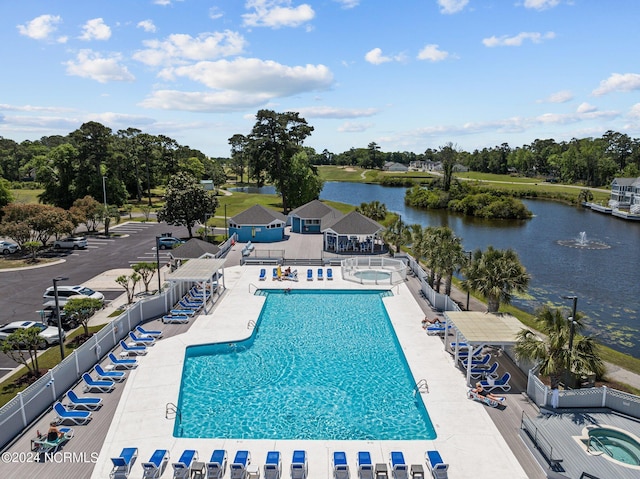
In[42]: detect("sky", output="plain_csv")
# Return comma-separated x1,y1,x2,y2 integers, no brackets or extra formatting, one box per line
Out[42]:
2,0,640,158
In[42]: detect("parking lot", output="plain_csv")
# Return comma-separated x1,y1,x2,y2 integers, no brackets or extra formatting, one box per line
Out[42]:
0,221,191,378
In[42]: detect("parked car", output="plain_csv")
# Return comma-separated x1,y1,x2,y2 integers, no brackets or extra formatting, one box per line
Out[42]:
0,321,66,347
42,285,105,306
38,306,78,330
157,237,185,249
0,241,20,255
53,236,88,249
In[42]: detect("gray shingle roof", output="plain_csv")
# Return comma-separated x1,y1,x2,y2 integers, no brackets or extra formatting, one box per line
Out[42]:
230,204,287,225
170,238,220,259
322,210,384,235
289,200,343,228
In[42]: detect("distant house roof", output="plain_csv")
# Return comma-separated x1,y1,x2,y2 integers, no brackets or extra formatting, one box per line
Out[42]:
170,238,220,260
612,177,638,187
322,210,384,236
229,204,287,226
289,200,343,227
384,162,408,171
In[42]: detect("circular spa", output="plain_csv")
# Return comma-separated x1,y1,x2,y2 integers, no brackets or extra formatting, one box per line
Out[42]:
341,257,407,285
585,426,640,467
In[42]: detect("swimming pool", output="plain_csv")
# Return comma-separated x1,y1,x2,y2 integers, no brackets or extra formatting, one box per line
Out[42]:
175,290,436,440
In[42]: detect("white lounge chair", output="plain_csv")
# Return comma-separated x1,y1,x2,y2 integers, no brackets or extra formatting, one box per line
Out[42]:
66,389,102,410
425,451,449,479
95,364,126,382
108,352,137,369
207,449,227,479
82,373,115,393
172,449,198,479
291,450,307,479
110,447,138,479
142,449,170,479
390,452,408,479
264,451,281,479
230,450,250,479
53,401,92,425
357,452,373,479
333,451,349,479
479,372,511,392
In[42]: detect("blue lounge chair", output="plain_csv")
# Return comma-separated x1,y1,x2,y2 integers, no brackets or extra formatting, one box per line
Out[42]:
426,324,448,336
207,449,227,479
33,426,73,453
53,401,92,425
129,331,156,345
66,389,102,410
317,268,324,280
110,447,138,479
172,449,198,479
162,314,190,324
136,325,163,337
177,299,203,310
108,352,138,369
460,354,490,367
95,364,126,382
272,268,279,280
357,452,373,479
142,449,170,479
469,362,499,380
291,450,307,479
170,308,197,316
390,452,408,479
306,269,313,281
120,340,147,355
333,451,349,479
425,451,449,479
327,268,334,280
264,451,281,479
82,373,115,393
479,372,511,392
259,268,267,281
230,450,251,479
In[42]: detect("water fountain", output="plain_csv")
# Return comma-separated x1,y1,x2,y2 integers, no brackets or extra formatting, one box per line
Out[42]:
558,231,610,249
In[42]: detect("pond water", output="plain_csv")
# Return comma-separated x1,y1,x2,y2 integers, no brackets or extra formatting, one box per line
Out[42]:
319,182,640,357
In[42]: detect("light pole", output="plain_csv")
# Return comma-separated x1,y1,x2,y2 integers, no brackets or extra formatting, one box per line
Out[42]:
102,176,108,210
155,236,162,294
52,276,69,360
562,295,578,353
465,250,472,310
224,204,228,240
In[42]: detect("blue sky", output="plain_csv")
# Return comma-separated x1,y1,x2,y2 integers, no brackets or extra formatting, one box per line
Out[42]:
2,0,640,157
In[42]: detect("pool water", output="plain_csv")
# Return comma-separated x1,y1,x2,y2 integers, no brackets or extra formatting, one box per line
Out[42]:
175,290,436,440
354,270,391,281
589,428,640,466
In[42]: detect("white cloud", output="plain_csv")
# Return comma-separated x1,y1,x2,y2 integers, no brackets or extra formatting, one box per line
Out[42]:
365,48,391,65
538,90,573,103
523,0,560,10
592,73,640,96
243,0,315,28
64,50,134,83
133,31,246,67
334,0,360,8
417,44,449,62
209,7,224,19
576,102,596,114
17,14,62,41
0,104,74,113
628,103,640,118
140,90,273,112
137,20,157,33
338,121,374,132
79,18,111,41
483,31,555,47
296,106,378,118
437,0,469,14
164,57,333,96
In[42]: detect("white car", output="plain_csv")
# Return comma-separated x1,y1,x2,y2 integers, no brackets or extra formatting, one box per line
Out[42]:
0,241,19,255
53,236,88,249
0,321,65,347
42,285,105,306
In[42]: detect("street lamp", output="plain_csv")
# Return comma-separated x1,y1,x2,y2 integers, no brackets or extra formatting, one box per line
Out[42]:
465,250,473,310
52,276,69,360
155,236,162,294
562,295,578,353
102,176,108,210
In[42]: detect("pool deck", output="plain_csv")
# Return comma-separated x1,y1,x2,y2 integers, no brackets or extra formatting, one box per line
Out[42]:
88,265,529,479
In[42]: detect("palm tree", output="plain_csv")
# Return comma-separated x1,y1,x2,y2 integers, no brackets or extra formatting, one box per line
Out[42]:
436,228,467,296
514,306,604,389
382,216,410,254
462,246,530,312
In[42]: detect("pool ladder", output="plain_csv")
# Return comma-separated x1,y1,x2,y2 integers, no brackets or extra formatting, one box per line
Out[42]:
248,320,257,330
166,402,181,423
413,379,429,395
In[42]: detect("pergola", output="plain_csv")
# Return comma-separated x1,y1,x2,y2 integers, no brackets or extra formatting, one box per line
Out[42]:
443,311,526,386
164,258,226,314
